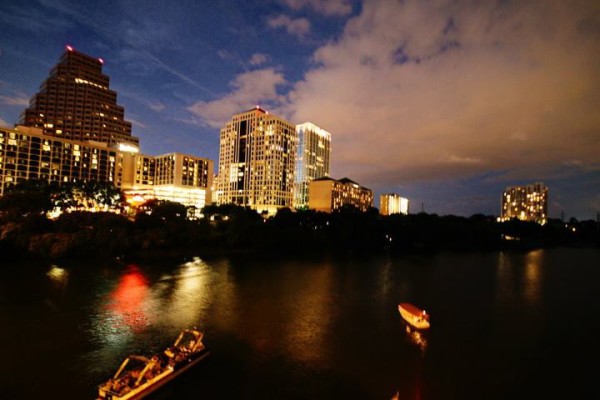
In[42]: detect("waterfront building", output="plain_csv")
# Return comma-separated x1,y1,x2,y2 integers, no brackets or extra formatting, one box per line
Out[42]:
308,177,373,213
0,125,213,214
294,122,331,209
20,45,138,148
217,106,297,216
120,152,213,217
380,193,409,215
0,125,118,196
0,47,215,217
500,182,548,224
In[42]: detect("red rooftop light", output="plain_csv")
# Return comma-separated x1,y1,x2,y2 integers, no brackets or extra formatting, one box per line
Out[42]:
66,45,74,52
98,58,104,64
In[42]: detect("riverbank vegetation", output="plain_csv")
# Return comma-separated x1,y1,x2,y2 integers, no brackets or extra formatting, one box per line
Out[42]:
1,181,598,260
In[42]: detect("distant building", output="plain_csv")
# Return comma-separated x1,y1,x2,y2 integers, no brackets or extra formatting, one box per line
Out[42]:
500,182,548,224
294,122,331,209
380,194,409,215
217,106,297,216
309,177,373,213
20,45,138,148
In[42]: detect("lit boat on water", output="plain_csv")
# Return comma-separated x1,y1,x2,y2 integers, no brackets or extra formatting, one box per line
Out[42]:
398,303,430,330
97,328,209,400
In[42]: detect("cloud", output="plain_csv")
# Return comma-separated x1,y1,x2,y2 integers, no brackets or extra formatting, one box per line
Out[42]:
128,117,147,129
148,101,166,113
118,88,167,113
267,15,311,38
284,0,600,189
0,95,29,107
249,53,269,66
0,116,9,127
187,68,287,128
0,2,73,33
280,0,352,17
0,80,30,107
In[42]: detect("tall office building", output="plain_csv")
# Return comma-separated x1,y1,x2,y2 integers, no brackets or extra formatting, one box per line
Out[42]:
294,122,331,209
500,182,548,224
20,45,138,148
309,177,373,213
217,107,297,215
380,193,409,215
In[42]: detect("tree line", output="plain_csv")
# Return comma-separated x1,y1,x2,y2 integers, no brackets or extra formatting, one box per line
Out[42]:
0,180,598,260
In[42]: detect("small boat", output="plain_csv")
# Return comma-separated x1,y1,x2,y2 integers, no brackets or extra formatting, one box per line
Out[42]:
97,328,209,400
398,303,430,330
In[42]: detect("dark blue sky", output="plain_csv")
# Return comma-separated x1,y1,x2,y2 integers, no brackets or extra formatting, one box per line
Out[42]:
1,0,598,219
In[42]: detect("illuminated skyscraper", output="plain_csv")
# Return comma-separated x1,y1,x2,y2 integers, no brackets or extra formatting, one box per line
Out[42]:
500,182,548,224
294,122,331,209
20,46,138,148
380,194,409,215
217,107,297,215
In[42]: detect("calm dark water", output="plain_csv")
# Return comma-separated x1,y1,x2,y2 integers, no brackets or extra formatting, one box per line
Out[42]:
1,247,599,399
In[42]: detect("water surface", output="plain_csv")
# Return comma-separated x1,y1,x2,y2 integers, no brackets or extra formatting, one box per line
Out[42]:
1,248,598,399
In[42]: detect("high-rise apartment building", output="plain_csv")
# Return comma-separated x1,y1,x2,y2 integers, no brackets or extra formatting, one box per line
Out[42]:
309,177,373,213
0,126,213,214
20,46,138,148
500,182,548,224
217,107,297,216
294,122,331,209
0,125,118,196
380,194,409,215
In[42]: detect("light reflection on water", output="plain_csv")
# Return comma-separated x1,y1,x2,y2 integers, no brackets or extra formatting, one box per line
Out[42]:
281,263,334,367
405,325,428,354
496,250,543,307
523,250,542,306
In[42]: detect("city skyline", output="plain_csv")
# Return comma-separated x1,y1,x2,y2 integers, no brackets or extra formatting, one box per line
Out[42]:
1,0,598,219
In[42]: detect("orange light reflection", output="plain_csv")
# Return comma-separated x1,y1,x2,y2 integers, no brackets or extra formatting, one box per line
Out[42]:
107,265,150,333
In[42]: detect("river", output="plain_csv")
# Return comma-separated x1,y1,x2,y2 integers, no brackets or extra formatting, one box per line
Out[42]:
1,247,598,399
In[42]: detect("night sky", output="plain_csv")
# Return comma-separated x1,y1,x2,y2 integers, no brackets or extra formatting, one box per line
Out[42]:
1,0,598,219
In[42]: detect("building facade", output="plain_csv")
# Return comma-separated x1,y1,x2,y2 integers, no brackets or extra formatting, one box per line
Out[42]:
20,46,138,148
0,125,213,214
217,107,297,215
0,125,118,196
309,177,373,213
380,193,409,215
294,122,331,209
500,182,548,224
120,152,213,215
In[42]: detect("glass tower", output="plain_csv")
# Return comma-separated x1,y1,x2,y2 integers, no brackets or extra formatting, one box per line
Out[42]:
294,122,331,209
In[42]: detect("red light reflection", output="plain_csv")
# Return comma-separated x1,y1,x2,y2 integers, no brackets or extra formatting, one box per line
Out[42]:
107,265,149,332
